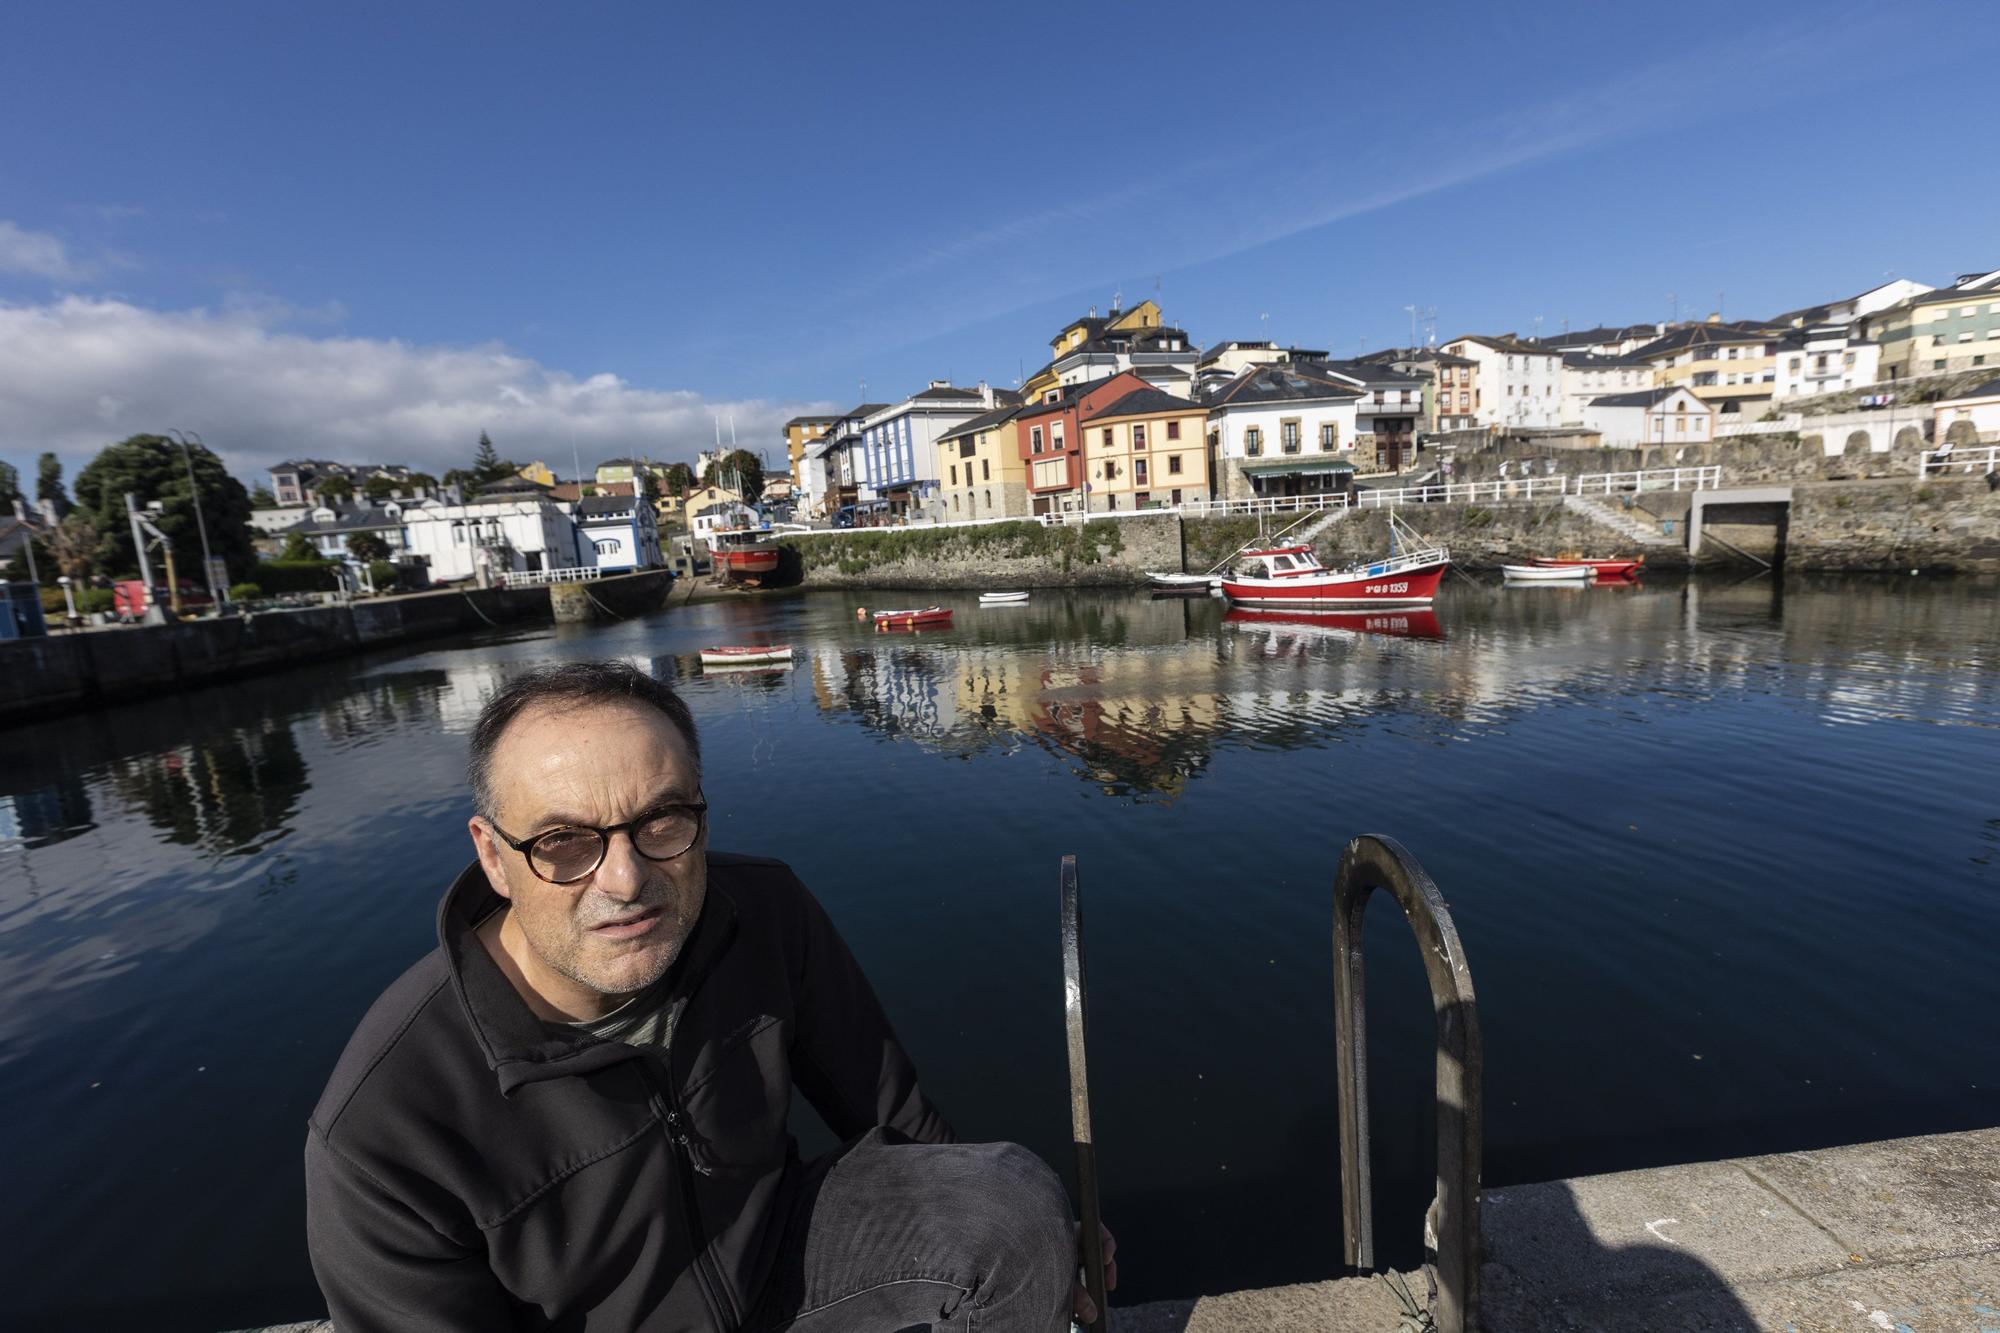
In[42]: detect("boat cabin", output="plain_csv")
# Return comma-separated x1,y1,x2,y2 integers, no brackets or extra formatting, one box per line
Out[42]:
1237,546,1327,578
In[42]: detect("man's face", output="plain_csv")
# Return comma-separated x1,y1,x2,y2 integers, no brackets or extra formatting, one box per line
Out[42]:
470,699,707,1011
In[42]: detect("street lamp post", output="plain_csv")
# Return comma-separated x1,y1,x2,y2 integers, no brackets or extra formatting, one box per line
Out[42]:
167,428,222,610
57,575,77,625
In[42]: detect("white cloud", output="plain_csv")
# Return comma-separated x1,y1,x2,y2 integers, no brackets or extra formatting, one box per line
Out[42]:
0,221,87,280
0,296,835,484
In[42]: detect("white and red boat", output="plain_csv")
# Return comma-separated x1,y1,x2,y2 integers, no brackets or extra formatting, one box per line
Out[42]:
1225,606,1444,641
873,606,953,631
1532,555,1643,579
1221,515,1449,608
710,527,780,580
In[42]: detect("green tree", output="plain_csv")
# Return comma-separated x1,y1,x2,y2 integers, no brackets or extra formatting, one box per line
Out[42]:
37,452,69,516
441,468,474,495
662,461,693,498
47,514,101,581
346,530,392,562
362,474,398,502
701,449,764,504
279,530,324,562
474,431,500,477
315,475,354,503
407,472,438,494
70,434,257,581
636,470,658,507
249,484,279,509
0,459,20,510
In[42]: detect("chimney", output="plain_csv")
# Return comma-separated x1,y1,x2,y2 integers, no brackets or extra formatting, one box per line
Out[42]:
978,380,994,408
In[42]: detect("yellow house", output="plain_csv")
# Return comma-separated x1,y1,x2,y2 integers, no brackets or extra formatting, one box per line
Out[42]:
783,416,836,489
1631,320,1779,415
681,482,744,531
516,460,558,487
1019,299,1169,403
936,407,1027,519
1078,386,1210,510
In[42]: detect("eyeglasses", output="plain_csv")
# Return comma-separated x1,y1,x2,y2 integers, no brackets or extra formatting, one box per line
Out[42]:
488,795,708,885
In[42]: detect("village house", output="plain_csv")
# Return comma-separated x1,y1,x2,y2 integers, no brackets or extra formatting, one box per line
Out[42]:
1202,364,1360,502
851,382,1005,522
575,493,662,571
1931,379,2000,446
1625,320,1779,417
1560,352,1654,425
935,405,1027,520
1440,335,1565,430
402,493,583,584
1582,386,1714,447
1078,385,1211,511
816,403,885,524
1872,270,2000,380
783,415,837,491
1020,299,1199,402
1013,370,1150,516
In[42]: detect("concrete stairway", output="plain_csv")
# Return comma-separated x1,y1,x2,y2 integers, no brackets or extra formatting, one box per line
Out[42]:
1561,493,1682,548
1289,504,1352,547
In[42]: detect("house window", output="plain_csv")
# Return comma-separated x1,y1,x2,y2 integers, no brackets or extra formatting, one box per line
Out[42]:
1168,454,1183,475
1134,423,1147,448
1171,489,1183,505
981,458,990,480
952,494,960,511
1031,426,1044,452
1166,419,1181,440
1281,420,1301,453
1319,423,1338,451
949,465,958,485
1051,422,1065,449
984,489,992,508
1102,428,1114,447
1245,426,1263,456
1135,491,1150,507
1135,458,1148,485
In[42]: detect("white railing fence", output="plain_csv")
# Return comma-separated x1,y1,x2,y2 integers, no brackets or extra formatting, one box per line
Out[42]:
1919,445,2000,476
499,566,605,588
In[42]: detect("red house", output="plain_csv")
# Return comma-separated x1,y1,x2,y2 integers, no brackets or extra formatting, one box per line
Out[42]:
1013,371,1150,516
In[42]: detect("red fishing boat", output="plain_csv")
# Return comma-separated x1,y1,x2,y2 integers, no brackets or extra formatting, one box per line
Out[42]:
1220,514,1449,608
1225,606,1444,641
1531,555,1644,579
872,606,953,631
710,527,780,580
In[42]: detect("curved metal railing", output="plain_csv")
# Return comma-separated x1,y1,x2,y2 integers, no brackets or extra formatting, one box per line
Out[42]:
1334,833,1483,1333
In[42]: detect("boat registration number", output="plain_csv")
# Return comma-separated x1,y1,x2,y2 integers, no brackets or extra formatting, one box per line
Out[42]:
1364,581,1409,595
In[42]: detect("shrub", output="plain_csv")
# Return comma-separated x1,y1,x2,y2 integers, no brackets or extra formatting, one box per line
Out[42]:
253,559,341,594
229,582,263,601
367,560,400,591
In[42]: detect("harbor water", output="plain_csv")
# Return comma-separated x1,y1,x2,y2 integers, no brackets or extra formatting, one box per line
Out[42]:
2,576,1997,1328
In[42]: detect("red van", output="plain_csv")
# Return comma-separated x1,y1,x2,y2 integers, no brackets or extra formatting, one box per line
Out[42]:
112,580,214,621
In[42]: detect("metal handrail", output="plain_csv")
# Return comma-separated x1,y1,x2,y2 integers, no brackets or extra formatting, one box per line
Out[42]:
1334,834,1482,1333
1060,856,1109,1333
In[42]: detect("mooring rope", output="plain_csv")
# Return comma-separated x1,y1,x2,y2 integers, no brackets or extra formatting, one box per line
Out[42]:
461,591,499,626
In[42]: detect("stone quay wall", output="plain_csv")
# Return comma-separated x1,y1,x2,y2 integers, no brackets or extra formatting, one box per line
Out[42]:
0,568,676,727
779,515,1182,590
1444,429,1934,486
1787,477,2000,573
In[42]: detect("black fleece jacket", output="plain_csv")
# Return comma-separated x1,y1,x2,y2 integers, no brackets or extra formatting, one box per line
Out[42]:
305,852,953,1331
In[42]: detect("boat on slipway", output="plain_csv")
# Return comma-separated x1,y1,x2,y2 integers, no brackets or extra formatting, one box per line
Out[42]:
1221,513,1449,608
710,527,780,582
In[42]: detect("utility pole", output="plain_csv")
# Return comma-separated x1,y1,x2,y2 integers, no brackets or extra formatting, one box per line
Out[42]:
10,498,40,588
168,429,222,609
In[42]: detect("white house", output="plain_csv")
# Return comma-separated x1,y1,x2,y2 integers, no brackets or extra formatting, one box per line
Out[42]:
575,494,662,571
855,381,1005,519
1932,379,2000,444
691,500,760,544
1582,387,1714,447
1560,353,1653,425
1442,335,1565,428
1771,326,1881,400
402,495,583,584
1203,364,1361,500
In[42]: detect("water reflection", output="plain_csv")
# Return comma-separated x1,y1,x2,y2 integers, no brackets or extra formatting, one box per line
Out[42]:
103,722,309,857
0,776,95,849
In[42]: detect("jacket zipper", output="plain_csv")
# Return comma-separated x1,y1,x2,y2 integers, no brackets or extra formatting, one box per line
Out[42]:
644,1061,739,1329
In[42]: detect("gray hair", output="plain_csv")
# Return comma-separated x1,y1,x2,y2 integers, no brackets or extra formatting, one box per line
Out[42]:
468,660,701,820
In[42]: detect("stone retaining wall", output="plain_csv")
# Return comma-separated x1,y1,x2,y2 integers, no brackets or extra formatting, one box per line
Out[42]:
779,515,1181,590
1786,477,2000,573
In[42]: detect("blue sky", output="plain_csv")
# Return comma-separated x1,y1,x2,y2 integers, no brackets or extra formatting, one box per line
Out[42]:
2,1,1995,485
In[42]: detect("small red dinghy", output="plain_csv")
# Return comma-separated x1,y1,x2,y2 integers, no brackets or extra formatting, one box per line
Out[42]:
1532,555,1644,579
873,606,953,631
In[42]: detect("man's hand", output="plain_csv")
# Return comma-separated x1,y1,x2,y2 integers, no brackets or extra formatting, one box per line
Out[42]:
1073,1222,1118,1325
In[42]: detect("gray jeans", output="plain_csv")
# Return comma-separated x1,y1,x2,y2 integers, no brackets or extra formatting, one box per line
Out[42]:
748,1130,1076,1332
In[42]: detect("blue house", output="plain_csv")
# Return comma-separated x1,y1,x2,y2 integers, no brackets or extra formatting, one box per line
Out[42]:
856,381,1005,519
1,581,49,639
577,495,663,571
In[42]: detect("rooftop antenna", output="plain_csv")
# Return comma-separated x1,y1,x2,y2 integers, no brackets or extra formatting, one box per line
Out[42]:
1532,315,1544,342
1669,293,1679,324
1404,304,1418,352
1260,312,1270,341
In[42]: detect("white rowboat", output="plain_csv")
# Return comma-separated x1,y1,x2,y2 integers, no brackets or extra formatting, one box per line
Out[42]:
1501,564,1591,581
699,645,794,665
979,591,1030,604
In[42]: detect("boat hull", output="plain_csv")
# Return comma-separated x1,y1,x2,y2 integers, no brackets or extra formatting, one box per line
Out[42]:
700,645,793,665
1147,572,1219,592
1222,560,1447,607
979,591,1030,603
873,607,953,630
1533,557,1644,578
714,548,779,575
1502,564,1590,581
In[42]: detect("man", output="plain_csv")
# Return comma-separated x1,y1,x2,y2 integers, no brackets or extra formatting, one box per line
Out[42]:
306,660,1113,1330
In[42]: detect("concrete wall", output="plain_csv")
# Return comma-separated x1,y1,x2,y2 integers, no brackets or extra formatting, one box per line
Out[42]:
0,569,676,727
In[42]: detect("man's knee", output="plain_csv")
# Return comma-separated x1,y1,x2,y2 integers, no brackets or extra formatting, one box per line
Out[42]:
960,1142,1073,1315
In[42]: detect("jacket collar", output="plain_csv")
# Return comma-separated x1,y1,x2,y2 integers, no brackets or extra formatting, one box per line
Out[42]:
438,859,740,1094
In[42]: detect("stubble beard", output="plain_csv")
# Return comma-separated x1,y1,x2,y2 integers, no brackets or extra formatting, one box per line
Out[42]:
538,876,705,999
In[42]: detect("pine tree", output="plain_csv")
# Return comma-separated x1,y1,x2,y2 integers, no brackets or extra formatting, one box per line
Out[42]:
37,452,69,517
